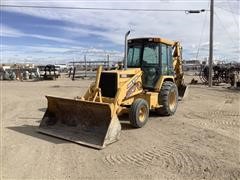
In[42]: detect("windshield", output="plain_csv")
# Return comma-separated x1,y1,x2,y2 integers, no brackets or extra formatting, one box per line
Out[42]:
127,43,159,67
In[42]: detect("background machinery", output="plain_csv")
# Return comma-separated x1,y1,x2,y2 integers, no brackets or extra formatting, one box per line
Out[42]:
199,63,240,87
39,37,187,149
38,64,60,80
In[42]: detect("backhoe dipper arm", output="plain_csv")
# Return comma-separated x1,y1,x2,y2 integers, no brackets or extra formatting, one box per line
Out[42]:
173,41,184,86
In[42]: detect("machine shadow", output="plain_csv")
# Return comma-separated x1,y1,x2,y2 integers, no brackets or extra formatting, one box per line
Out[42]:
7,125,67,144
118,114,133,130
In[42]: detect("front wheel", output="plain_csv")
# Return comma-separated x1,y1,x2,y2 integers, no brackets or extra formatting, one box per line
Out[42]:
156,81,178,116
129,99,149,128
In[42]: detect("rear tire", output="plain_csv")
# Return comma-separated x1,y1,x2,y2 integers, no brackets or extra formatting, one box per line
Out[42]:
156,81,178,116
129,99,149,128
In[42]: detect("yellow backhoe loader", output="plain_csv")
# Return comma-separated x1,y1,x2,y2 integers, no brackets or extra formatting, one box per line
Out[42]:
39,36,188,149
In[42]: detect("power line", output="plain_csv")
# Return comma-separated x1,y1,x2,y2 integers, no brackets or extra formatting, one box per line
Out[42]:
0,4,207,12
215,6,240,15
195,1,209,60
226,0,239,27
214,12,239,46
195,12,208,60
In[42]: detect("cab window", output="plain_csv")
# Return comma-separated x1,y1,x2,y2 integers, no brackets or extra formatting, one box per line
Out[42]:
161,44,168,74
142,44,159,66
127,46,141,67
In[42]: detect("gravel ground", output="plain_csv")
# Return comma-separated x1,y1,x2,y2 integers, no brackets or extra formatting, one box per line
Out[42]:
1,75,240,180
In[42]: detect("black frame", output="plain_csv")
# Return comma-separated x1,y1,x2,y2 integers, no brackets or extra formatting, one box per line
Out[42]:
128,43,173,74
127,42,160,68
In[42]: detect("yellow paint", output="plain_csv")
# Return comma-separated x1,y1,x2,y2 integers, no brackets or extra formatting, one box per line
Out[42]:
79,37,186,117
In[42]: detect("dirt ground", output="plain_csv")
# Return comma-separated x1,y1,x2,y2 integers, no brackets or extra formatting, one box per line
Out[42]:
1,75,240,180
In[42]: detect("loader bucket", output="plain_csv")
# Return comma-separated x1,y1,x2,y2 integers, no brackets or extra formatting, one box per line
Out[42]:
38,96,121,149
178,84,188,101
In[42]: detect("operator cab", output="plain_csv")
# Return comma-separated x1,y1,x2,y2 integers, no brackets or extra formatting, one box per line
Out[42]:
127,38,174,89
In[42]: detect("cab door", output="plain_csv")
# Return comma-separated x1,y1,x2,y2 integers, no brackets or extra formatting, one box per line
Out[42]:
161,43,173,75
141,43,161,89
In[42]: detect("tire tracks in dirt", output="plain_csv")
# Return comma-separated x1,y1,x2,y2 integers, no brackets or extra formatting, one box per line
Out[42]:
102,145,232,179
184,111,240,128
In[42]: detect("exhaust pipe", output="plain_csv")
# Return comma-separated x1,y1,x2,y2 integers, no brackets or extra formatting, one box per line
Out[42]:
124,30,131,70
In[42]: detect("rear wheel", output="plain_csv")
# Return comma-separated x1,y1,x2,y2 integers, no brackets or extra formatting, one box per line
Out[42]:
156,81,178,116
129,99,149,128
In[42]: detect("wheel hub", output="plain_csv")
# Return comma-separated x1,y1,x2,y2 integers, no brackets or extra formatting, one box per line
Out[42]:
139,106,147,122
169,90,176,111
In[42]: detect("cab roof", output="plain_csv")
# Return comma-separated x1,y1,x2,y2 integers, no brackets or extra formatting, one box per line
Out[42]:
128,37,176,46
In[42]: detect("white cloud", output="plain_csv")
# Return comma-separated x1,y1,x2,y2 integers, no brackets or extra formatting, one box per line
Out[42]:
2,0,240,61
1,24,24,37
1,24,77,44
2,44,123,64
28,34,77,44
198,41,221,50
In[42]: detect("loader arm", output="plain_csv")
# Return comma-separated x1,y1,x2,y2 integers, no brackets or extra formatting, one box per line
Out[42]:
83,66,103,102
113,69,143,113
83,67,143,107
38,67,144,149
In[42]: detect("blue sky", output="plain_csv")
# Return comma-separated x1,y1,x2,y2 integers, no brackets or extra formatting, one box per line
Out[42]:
1,0,239,64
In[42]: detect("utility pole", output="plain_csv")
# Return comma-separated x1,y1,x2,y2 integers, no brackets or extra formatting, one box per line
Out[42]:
107,54,110,70
208,0,214,87
84,55,87,77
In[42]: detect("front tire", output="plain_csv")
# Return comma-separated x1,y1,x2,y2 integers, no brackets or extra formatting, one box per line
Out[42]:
156,81,178,116
129,99,149,128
